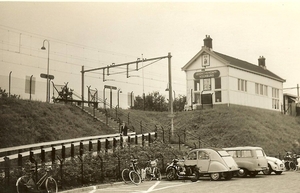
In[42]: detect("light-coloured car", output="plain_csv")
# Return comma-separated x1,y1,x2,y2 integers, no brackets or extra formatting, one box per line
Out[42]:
223,146,268,177
262,156,285,175
184,148,239,181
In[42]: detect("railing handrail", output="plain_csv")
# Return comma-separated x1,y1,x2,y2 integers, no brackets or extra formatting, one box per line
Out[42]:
0,132,136,154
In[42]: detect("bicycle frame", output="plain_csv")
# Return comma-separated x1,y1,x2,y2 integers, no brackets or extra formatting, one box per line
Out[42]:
35,170,50,189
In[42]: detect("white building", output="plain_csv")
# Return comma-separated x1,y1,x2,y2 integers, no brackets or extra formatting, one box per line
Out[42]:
181,35,285,111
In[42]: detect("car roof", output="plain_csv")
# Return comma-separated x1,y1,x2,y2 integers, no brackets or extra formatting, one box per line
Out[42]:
223,146,264,150
189,147,225,153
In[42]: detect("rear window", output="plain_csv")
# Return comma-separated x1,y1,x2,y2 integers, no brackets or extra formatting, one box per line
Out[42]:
218,150,231,157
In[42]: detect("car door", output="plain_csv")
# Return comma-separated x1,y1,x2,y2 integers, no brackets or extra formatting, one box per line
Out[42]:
197,150,210,172
185,151,198,166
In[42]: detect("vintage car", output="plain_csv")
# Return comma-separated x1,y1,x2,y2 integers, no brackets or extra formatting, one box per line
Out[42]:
262,156,285,175
184,148,239,181
223,146,268,177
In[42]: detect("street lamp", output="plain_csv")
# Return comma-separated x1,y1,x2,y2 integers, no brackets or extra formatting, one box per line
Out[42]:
41,40,50,103
117,89,122,108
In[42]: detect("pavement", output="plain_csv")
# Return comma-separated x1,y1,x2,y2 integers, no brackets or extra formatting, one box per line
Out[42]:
60,181,124,193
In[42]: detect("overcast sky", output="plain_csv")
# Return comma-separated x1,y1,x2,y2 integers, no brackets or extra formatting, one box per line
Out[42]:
1,1,300,104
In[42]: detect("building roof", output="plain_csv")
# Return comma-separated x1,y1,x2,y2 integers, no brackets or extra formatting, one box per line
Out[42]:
213,51,285,82
182,47,285,83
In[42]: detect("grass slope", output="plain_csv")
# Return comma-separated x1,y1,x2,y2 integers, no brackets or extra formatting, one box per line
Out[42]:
0,97,112,148
1,98,300,156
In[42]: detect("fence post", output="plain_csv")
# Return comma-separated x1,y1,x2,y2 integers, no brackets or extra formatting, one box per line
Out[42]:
57,156,64,190
4,156,10,186
113,138,117,152
117,156,121,180
89,140,93,152
71,144,75,158
51,146,56,164
98,155,104,183
105,139,109,153
80,142,84,157
142,134,145,147
62,145,66,160
41,147,45,163
78,156,84,186
148,133,151,146
97,139,101,153
18,150,22,167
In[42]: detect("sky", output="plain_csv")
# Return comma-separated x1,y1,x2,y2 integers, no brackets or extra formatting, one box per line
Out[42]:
0,1,300,107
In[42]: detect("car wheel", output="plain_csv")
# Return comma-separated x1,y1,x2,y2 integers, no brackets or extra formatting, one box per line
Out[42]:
275,171,282,175
210,173,220,181
223,172,233,180
263,164,272,175
237,168,248,178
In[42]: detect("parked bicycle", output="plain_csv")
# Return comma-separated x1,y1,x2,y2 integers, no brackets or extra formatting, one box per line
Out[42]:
121,158,142,185
16,165,58,193
144,159,161,181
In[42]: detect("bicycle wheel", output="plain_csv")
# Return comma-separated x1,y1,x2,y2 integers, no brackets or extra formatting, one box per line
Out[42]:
144,167,152,181
16,176,28,193
290,162,296,171
155,168,162,181
129,171,141,185
45,177,58,193
121,168,131,184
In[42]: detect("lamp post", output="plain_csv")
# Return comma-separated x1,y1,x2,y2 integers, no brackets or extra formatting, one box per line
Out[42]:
41,40,50,103
117,89,122,108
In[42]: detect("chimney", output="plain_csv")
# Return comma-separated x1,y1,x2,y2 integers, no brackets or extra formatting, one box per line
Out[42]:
258,56,266,69
203,35,213,49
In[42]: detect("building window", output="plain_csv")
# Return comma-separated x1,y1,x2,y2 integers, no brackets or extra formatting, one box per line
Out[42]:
272,88,279,109
203,78,211,91
264,85,268,96
215,91,221,102
255,83,259,94
194,79,200,91
215,77,221,89
238,79,247,92
256,83,268,96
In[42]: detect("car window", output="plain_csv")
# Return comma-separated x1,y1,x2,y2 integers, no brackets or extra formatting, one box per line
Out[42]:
227,150,237,158
187,151,197,160
240,150,252,157
198,151,209,160
256,150,265,157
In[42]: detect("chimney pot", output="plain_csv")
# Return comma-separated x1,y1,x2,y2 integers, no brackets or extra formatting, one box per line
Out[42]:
203,35,213,49
258,56,266,69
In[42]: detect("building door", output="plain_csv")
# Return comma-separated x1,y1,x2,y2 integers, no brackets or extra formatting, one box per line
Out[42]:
201,93,212,105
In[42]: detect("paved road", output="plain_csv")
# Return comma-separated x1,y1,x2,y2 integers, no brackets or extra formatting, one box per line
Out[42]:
63,171,300,193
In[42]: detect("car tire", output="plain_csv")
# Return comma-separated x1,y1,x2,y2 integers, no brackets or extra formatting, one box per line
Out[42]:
275,171,282,175
237,168,248,178
249,171,258,177
210,173,220,181
262,164,272,175
223,172,233,180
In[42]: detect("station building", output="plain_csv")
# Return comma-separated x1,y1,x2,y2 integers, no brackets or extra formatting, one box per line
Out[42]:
181,35,286,111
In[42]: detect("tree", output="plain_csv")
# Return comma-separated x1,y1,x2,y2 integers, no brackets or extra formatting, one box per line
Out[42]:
133,91,186,112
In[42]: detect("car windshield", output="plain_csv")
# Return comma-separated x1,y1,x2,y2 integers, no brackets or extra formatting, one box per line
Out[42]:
218,150,231,157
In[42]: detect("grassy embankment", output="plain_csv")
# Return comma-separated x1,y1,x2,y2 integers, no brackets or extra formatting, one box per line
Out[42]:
1,97,300,156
